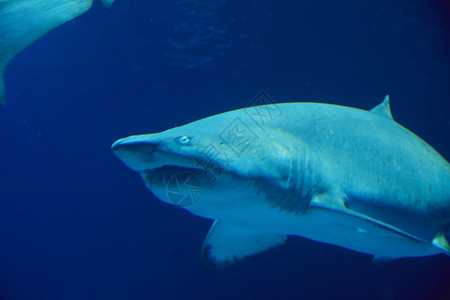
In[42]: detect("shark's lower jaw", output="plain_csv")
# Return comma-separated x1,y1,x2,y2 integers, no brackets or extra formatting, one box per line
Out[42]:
140,165,220,208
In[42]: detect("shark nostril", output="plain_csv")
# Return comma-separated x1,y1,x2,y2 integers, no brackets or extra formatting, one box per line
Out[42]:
112,141,157,153
111,140,162,171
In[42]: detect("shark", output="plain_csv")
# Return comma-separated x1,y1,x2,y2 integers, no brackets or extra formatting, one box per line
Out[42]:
0,0,115,107
112,96,450,267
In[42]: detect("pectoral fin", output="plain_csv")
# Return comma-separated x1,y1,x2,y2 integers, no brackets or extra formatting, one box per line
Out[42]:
309,192,424,243
201,220,287,268
431,231,450,255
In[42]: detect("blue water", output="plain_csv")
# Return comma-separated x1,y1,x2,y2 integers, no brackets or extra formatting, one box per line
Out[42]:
1,0,449,299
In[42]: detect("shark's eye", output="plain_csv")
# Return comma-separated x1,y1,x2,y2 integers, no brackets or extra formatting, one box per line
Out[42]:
178,135,191,145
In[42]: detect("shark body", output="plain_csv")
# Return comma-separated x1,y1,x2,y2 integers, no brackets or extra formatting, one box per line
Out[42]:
112,96,450,267
0,0,115,107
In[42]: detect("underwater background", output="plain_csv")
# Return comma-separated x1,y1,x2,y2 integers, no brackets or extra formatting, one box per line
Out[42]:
1,0,449,299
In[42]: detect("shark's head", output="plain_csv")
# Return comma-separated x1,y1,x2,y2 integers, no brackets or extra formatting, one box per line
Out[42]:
112,111,317,218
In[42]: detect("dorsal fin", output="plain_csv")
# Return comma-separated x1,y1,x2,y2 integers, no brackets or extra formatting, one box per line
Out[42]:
370,95,393,120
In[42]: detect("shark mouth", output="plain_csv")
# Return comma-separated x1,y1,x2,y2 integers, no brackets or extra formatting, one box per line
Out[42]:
111,138,222,200
140,165,216,188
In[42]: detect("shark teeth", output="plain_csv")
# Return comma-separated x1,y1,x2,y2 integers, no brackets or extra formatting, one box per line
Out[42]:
141,165,213,188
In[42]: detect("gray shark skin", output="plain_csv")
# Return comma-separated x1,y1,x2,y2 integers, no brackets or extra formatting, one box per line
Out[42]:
0,0,115,107
112,96,450,267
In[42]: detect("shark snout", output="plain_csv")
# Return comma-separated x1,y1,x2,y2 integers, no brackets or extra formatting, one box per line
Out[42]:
112,134,200,172
112,135,161,171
